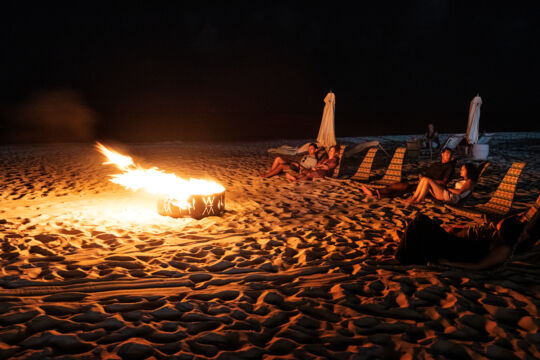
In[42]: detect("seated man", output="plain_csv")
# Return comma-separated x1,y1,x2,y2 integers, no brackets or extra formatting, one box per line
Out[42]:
361,147,455,199
260,143,320,178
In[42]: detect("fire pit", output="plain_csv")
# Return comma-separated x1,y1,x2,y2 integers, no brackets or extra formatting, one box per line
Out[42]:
96,142,226,219
157,191,225,220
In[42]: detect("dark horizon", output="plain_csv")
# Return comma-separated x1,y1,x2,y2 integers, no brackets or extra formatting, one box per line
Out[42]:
1,2,539,143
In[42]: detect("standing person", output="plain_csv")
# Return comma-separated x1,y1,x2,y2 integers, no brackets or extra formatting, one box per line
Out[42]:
405,163,477,205
361,148,456,199
286,145,339,182
261,143,320,178
423,123,440,150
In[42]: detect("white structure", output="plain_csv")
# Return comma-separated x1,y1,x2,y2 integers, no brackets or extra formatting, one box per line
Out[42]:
316,91,337,148
466,94,482,145
269,91,337,155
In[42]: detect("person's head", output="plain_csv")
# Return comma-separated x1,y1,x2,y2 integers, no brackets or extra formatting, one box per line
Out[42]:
496,216,525,246
308,143,318,156
440,148,453,163
460,163,478,181
328,145,338,158
428,123,435,133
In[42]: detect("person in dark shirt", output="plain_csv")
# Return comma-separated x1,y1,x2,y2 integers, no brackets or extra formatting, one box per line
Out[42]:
361,148,455,199
423,123,440,149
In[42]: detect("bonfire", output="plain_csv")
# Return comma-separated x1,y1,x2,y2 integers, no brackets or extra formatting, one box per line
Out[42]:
96,142,225,219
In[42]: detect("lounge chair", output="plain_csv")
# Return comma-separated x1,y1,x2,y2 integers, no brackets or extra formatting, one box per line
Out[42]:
521,194,540,224
354,147,406,188
441,133,466,152
349,147,379,181
330,145,347,178
478,160,491,178
445,162,526,220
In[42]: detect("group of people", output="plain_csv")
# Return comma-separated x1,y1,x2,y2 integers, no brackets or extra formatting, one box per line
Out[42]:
260,143,339,182
261,136,539,270
360,147,476,206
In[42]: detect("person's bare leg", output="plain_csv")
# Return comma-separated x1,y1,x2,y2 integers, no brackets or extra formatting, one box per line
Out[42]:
261,157,288,176
376,181,410,199
410,178,445,203
407,178,428,203
360,184,374,197
261,164,291,178
424,178,447,201
271,156,287,170
285,172,297,182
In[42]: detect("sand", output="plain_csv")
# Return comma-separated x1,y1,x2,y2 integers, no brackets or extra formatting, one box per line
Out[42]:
1,133,540,359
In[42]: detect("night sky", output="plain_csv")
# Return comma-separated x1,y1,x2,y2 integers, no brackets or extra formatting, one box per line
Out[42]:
1,2,539,143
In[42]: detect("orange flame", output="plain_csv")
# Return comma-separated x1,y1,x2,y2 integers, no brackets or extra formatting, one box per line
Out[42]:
96,142,224,209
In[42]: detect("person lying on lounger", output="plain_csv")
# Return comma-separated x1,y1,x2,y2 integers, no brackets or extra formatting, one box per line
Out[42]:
261,143,321,178
361,147,455,199
286,145,339,182
405,163,477,205
395,205,540,270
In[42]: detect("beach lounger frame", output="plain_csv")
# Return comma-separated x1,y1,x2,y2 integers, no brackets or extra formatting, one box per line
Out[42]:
354,147,407,188
349,147,379,181
330,145,347,178
445,162,526,220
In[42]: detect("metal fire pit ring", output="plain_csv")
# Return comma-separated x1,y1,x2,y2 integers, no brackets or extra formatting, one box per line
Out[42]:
157,191,225,219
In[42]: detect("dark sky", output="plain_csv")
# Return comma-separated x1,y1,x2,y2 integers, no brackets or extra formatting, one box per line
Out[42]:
1,1,539,143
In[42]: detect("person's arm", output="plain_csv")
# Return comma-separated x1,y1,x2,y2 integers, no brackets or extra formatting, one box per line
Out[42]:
442,224,469,236
434,178,446,185
314,158,332,170
447,179,472,195
439,245,511,270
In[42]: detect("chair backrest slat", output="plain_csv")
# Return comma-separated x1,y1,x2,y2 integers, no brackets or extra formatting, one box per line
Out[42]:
378,147,406,184
351,147,378,181
331,145,347,178
477,162,525,215
522,194,540,223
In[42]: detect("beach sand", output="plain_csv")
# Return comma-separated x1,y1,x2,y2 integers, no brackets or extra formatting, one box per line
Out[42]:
1,133,540,359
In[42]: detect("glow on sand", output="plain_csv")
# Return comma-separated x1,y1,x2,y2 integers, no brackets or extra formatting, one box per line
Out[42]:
96,142,225,210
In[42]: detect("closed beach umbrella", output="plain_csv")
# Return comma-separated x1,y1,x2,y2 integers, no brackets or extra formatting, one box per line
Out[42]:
317,91,337,148
466,94,482,145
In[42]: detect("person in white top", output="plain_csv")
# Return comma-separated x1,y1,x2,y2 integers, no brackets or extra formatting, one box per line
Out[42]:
406,163,477,205
260,143,320,178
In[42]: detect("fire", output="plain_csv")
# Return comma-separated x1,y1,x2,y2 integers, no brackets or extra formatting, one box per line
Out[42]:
96,142,225,209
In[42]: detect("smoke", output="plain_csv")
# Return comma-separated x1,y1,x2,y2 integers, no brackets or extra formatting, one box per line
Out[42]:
14,89,97,142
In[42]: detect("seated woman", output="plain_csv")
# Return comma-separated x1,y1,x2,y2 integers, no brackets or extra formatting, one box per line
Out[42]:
405,163,477,205
260,143,319,178
395,205,540,270
286,145,339,182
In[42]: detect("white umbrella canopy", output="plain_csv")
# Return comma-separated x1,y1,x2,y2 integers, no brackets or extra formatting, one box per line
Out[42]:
466,94,482,144
316,91,337,148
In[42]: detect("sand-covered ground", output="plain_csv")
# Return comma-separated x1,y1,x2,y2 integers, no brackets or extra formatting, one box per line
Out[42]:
1,133,540,359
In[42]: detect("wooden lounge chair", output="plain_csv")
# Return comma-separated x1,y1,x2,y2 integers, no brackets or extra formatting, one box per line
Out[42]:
349,147,379,181
330,145,347,178
521,194,540,224
366,147,407,188
446,162,526,220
